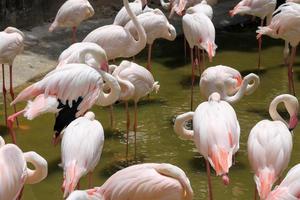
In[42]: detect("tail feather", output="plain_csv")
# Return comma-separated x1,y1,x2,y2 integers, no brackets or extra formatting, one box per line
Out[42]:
11,85,43,105
208,146,233,176
152,81,160,93
63,161,85,198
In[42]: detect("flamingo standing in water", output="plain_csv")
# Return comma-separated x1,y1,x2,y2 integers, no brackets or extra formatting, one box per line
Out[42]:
83,0,147,61
113,0,148,26
61,111,104,198
112,60,159,158
174,92,240,200
0,27,24,125
257,2,300,95
125,8,177,71
199,65,260,103
8,63,120,144
0,136,48,200
266,163,300,200
230,0,276,70
66,163,193,200
182,11,217,110
248,94,298,199
49,0,94,43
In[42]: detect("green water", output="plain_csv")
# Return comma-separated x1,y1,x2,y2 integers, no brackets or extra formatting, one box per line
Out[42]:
1,26,300,200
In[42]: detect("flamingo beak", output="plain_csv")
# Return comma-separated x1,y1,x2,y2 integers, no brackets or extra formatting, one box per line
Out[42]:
289,114,298,131
207,42,214,62
229,10,235,17
100,62,109,72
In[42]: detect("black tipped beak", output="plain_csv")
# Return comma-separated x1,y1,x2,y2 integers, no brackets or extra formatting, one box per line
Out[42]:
289,128,294,132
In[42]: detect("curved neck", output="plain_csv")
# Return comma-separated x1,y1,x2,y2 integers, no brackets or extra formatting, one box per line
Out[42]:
269,94,298,127
223,73,259,104
116,75,135,101
24,151,48,184
124,0,146,50
78,49,105,70
174,112,194,141
97,70,121,106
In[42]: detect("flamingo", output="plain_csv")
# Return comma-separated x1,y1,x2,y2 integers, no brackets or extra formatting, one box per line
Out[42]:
83,0,147,61
266,163,300,200
182,11,217,110
61,111,104,198
247,94,298,199
66,163,193,200
229,0,276,70
0,27,24,125
0,136,48,200
111,60,159,158
199,65,260,103
8,63,120,144
49,0,94,43
186,0,213,19
113,0,148,26
174,92,240,200
256,2,300,95
160,0,217,18
124,8,177,71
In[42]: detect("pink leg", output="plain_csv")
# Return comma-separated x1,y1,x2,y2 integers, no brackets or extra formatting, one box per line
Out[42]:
109,105,114,129
16,186,24,200
202,49,206,69
88,172,93,188
147,44,153,72
2,64,7,126
72,26,77,44
125,101,130,159
254,184,257,200
7,109,25,144
133,101,138,160
288,46,296,95
205,159,213,200
257,20,264,70
9,65,19,127
190,48,194,111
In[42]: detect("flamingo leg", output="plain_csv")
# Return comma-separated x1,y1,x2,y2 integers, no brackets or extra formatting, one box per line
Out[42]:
190,48,194,111
197,47,202,75
147,44,153,72
125,101,130,159
88,172,93,188
7,109,25,144
257,19,264,70
16,186,24,200
2,64,7,126
202,49,206,69
254,184,257,200
9,64,19,127
205,159,213,200
72,26,77,44
288,46,296,95
109,105,114,129
133,101,138,160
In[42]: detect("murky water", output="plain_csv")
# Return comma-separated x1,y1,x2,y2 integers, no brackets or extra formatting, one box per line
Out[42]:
0,25,300,200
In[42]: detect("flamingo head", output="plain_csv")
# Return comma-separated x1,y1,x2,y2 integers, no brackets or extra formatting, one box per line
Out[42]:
289,114,298,131
286,96,299,131
202,41,216,62
100,61,109,72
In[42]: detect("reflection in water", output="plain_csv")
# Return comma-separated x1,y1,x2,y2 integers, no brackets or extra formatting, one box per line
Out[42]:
0,26,299,199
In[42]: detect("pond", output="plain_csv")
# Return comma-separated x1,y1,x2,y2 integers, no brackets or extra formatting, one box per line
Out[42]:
0,23,300,200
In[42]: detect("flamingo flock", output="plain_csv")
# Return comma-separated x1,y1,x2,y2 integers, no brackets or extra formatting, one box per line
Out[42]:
0,0,300,199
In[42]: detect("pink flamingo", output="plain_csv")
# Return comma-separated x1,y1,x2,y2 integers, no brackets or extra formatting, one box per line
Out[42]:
0,27,24,125
174,92,240,200
266,163,300,200
186,0,213,19
230,0,276,70
124,8,177,71
256,2,300,95
49,0,94,43
248,94,298,199
199,65,260,103
83,0,147,61
66,163,193,200
112,60,159,158
113,0,148,26
182,11,217,110
61,111,104,198
0,136,48,200
8,63,120,144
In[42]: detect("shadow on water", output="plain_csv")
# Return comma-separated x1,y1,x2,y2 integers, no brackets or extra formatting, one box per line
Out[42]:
0,125,9,136
98,155,146,179
103,128,123,140
47,157,63,176
179,74,201,89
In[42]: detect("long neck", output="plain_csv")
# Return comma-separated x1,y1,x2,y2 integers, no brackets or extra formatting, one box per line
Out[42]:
174,112,194,141
78,48,103,69
269,95,297,127
124,0,146,50
223,73,259,104
116,75,135,101
97,70,121,106
24,151,48,184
